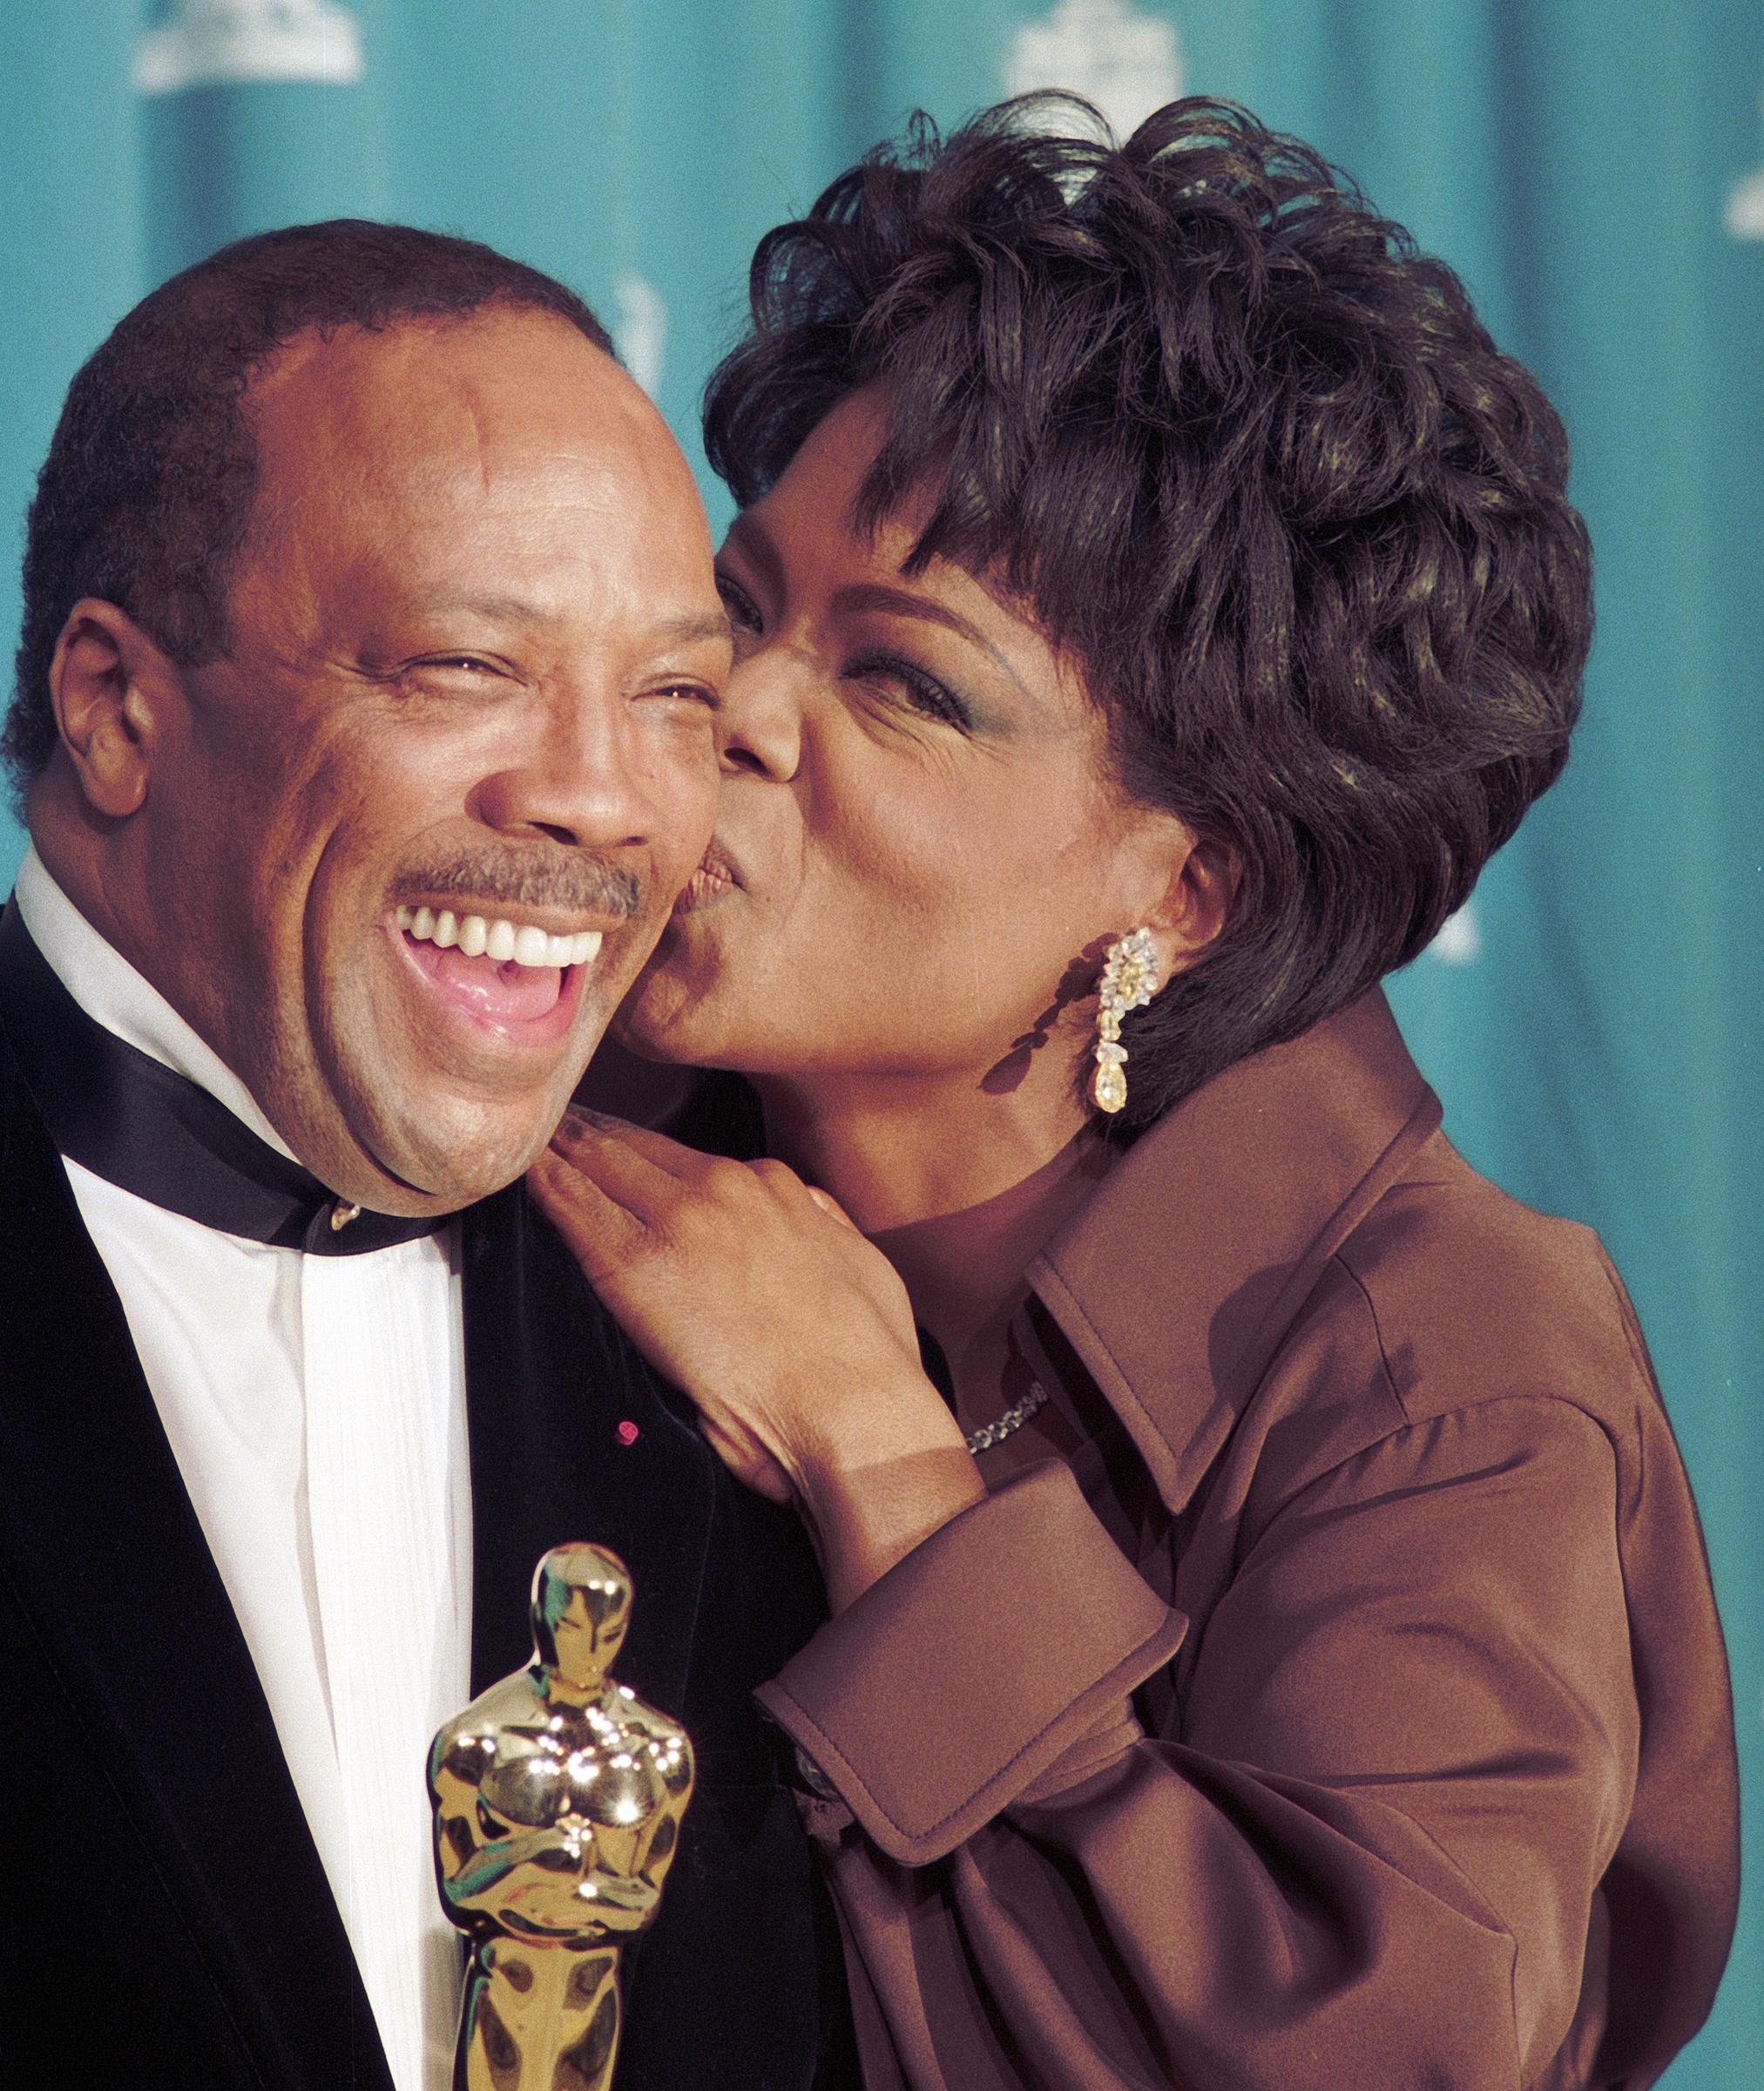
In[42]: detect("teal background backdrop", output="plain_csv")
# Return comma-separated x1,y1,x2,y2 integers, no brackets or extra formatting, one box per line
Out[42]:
3,3,1759,2079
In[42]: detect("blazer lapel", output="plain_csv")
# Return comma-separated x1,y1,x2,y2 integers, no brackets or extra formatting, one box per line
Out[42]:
1030,989,1444,1515
0,1040,389,2090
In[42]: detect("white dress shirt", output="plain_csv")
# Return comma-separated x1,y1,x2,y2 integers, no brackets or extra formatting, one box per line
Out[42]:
15,847,470,2091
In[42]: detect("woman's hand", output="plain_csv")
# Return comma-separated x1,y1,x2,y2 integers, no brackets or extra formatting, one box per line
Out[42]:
528,1111,986,1608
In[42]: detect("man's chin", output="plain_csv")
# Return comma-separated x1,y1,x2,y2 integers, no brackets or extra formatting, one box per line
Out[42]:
380,1120,563,1212
307,998,615,1209
310,1085,576,1215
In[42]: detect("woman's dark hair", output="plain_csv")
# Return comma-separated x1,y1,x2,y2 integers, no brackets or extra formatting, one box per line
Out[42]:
7,219,612,797
705,96,1592,1127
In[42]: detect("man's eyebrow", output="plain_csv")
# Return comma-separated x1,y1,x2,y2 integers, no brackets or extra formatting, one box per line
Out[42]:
648,610,735,650
829,581,1027,693
404,592,547,624
400,596,732,649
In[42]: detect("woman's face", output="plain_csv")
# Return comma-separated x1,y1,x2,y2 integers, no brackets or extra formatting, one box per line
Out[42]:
617,389,1188,1092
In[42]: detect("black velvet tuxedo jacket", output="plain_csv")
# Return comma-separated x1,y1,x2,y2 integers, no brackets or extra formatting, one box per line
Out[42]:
0,1021,854,2088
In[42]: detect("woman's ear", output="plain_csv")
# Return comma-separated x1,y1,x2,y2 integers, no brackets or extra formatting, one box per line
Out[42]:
47,599,177,820
1145,826,1238,985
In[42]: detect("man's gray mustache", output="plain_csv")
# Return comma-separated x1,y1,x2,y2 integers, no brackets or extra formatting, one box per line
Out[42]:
394,851,641,918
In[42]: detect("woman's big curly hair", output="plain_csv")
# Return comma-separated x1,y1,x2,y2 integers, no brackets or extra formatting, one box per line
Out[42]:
705,96,1592,1127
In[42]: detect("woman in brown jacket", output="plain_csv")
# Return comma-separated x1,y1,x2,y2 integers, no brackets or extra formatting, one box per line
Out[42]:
533,99,1739,2088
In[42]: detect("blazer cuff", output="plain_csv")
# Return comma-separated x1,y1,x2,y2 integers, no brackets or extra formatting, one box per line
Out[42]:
755,1459,1185,1864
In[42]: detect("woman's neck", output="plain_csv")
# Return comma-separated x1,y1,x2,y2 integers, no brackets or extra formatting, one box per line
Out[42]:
754,1055,1095,1224
753,1064,1117,1404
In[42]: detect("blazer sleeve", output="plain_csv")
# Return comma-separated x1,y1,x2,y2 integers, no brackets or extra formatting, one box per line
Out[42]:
757,1395,1639,2091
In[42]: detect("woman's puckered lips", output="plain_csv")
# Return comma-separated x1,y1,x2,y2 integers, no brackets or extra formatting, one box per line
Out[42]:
674,842,741,913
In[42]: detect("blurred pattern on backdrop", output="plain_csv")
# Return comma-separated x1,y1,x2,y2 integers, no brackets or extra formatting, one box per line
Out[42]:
2,7,1759,2081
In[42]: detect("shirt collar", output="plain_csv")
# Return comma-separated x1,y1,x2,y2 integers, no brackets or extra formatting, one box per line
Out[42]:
13,843,300,1163
1026,989,1443,1512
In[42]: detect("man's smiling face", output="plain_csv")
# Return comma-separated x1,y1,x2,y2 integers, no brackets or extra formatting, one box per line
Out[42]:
96,308,728,1212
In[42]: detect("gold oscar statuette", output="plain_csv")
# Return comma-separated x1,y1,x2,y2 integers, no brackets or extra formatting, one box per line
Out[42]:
428,1545,694,2091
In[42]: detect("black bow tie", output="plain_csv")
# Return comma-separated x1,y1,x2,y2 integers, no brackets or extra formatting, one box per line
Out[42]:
0,901,445,1255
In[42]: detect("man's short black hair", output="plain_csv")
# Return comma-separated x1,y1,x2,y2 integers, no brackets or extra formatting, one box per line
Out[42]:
705,97,1594,1127
7,219,613,796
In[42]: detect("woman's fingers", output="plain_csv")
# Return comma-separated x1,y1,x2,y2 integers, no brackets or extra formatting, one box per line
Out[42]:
552,1109,841,1241
555,1106,712,1186
527,1147,652,1284
558,1106,863,1234
545,1109,706,1231
803,1183,862,1234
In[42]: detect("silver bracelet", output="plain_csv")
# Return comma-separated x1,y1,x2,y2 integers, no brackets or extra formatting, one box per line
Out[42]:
965,1376,1050,1454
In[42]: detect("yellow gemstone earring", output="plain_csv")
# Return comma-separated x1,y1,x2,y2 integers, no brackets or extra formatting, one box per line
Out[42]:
1092,927,1162,1114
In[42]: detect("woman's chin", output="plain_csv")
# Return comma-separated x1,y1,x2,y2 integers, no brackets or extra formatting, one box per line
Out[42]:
612,971,729,1067
609,1008,688,1066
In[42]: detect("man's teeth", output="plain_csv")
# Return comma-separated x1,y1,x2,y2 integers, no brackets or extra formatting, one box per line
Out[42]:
395,905,603,969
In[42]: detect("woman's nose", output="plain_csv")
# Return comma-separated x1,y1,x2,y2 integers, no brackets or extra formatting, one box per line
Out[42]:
715,653,804,783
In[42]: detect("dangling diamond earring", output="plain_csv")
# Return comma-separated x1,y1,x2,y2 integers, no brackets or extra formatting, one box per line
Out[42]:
1092,927,1162,1114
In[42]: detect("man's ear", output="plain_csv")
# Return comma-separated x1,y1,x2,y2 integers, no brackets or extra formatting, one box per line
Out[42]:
48,599,179,820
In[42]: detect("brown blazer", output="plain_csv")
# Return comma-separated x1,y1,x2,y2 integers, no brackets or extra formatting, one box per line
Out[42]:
756,991,1739,2090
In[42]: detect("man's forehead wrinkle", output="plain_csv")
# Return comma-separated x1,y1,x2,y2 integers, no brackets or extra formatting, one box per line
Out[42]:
444,370,497,498
253,334,488,485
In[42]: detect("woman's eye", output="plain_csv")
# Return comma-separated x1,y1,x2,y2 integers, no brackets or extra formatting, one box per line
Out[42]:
715,572,763,636
848,653,971,730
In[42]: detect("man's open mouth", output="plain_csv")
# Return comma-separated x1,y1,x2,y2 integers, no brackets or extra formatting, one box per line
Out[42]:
394,903,605,1031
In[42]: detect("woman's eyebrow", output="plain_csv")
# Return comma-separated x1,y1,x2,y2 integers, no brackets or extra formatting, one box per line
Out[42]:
828,581,1028,694
723,511,787,601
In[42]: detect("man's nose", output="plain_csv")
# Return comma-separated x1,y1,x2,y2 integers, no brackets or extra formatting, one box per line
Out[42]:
469,683,662,849
714,651,804,784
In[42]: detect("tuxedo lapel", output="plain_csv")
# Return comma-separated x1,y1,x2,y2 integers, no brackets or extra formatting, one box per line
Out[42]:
458,1181,855,2091
0,1039,389,2090
458,1180,719,1721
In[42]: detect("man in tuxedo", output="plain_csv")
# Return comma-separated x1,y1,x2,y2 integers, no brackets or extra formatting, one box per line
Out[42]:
0,223,848,2090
